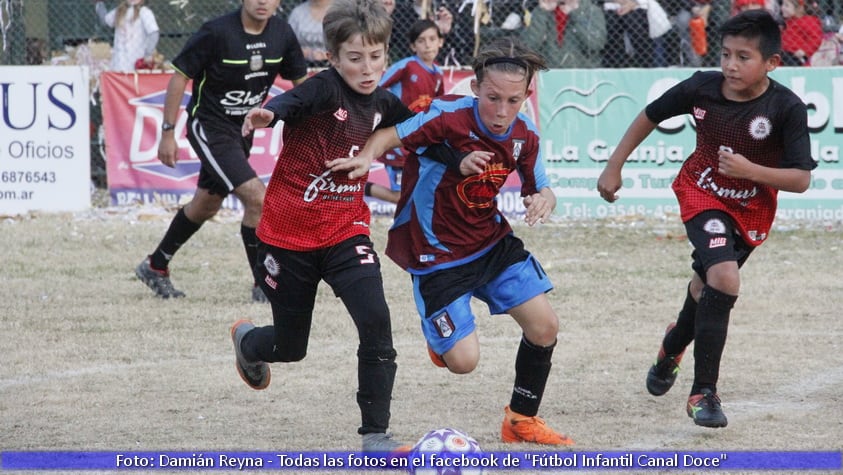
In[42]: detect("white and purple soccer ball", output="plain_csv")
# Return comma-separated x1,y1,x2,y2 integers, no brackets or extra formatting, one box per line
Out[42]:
407,428,486,475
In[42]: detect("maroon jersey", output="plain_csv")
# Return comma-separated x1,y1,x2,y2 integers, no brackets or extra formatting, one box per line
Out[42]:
385,95,550,273
377,57,444,170
379,56,444,112
257,69,412,251
646,71,815,246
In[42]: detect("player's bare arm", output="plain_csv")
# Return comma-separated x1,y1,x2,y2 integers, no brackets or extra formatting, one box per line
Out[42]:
157,73,190,168
241,108,275,137
326,127,402,179
717,149,812,193
523,187,557,226
597,111,658,202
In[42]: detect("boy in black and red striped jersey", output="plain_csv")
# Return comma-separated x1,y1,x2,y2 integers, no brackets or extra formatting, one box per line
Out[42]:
229,0,460,453
598,9,816,428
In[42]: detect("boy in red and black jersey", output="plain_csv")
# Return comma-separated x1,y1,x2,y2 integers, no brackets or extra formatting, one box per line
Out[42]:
598,9,816,428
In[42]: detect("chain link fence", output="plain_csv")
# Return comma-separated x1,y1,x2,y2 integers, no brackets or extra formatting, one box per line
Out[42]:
1,0,840,186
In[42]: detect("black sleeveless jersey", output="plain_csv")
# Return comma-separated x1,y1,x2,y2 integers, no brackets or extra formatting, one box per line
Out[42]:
171,10,308,126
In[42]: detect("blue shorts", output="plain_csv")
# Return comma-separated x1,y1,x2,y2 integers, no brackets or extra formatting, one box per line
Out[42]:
413,253,553,355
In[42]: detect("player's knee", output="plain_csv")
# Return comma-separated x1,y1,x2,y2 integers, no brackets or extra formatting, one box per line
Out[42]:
358,346,397,364
443,348,479,374
445,356,478,374
525,318,558,348
272,341,308,362
705,262,740,296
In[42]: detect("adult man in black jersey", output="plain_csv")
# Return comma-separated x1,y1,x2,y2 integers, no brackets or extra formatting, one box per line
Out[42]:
135,0,308,301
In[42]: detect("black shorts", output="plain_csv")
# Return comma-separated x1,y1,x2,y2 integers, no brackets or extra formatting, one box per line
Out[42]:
256,234,384,312
685,210,754,281
186,117,257,197
416,234,530,317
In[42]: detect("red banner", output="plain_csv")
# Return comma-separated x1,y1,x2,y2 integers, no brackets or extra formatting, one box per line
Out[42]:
101,70,534,213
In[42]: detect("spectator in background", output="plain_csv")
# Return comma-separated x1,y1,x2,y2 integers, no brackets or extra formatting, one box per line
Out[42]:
521,0,606,68
602,0,654,67
94,0,159,72
288,0,333,67
391,0,454,64
659,0,710,66
780,0,823,65
732,0,765,15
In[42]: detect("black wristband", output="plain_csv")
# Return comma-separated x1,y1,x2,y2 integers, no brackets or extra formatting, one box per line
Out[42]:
364,182,374,197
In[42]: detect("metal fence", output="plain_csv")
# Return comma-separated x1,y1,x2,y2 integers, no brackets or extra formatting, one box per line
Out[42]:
1,0,840,185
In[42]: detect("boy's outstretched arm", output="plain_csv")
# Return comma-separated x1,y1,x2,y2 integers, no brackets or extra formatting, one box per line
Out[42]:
597,111,657,202
326,127,402,180
716,149,812,193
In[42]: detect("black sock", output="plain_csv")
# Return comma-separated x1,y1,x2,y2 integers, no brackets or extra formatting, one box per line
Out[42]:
240,225,259,285
510,336,555,417
150,208,202,270
691,285,737,395
663,284,697,356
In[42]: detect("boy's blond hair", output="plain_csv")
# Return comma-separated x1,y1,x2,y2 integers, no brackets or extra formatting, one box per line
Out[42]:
322,0,392,57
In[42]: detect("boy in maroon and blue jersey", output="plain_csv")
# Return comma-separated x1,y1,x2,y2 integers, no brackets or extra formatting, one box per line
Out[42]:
330,38,574,446
598,9,816,429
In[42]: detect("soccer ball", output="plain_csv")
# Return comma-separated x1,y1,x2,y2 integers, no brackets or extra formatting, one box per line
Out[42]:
407,428,486,475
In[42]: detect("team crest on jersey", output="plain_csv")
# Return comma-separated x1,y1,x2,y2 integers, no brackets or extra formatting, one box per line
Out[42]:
410,73,419,83
433,312,455,338
249,54,263,71
263,253,280,276
693,106,706,120
334,107,348,121
749,116,772,140
512,140,524,160
703,218,726,235
372,112,382,131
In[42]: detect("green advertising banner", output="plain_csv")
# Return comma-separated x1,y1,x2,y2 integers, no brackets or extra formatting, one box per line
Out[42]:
537,68,842,221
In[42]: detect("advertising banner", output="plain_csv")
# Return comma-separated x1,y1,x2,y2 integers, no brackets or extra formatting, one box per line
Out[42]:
103,68,840,220
0,66,91,215
538,68,842,220
101,69,513,215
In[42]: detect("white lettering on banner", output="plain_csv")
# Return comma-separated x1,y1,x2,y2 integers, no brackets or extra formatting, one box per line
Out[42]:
811,138,839,164
543,139,686,165
0,66,90,215
790,76,843,131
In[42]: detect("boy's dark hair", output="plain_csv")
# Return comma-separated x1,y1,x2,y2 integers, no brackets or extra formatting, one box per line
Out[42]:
407,19,441,43
718,9,782,59
323,0,392,57
472,37,548,89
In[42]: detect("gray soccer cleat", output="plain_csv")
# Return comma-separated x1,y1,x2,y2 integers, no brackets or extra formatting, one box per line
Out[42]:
135,258,185,299
230,319,270,390
361,432,411,452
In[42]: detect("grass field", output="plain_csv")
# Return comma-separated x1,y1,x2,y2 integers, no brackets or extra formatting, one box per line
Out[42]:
1,204,841,474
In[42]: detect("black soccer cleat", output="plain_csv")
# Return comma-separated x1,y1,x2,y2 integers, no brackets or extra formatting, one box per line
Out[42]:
646,323,684,396
687,388,728,428
135,257,185,299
